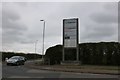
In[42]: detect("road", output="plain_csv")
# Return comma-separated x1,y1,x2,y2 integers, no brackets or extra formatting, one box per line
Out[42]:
2,61,119,80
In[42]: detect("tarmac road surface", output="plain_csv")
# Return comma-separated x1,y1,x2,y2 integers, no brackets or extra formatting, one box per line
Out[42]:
2,61,119,80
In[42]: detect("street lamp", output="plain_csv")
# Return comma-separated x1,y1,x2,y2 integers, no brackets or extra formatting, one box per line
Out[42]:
34,40,38,59
40,20,45,60
35,40,38,53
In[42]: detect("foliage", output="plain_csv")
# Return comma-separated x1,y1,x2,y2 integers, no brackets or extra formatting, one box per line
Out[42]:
45,42,120,65
45,45,62,65
1,52,42,61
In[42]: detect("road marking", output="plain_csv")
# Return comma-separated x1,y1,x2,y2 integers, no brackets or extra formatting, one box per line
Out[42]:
27,69,40,73
27,69,50,73
8,76,44,78
8,76,31,78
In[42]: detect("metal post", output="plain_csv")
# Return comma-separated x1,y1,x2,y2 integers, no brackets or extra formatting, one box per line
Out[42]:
35,40,38,59
35,40,38,53
62,20,65,62
76,18,79,62
40,20,45,60
77,45,79,61
62,47,65,61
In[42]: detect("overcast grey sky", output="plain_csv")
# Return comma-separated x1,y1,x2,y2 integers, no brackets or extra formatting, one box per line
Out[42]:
1,2,118,54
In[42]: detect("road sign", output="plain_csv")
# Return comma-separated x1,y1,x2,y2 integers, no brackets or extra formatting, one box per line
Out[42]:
63,18,78,48
63,18,79,62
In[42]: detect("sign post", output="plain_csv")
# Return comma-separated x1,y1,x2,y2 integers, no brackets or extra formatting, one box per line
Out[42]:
62,18,79,64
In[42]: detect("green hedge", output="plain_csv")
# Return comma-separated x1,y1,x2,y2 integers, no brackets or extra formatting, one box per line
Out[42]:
1,52,42,61
45,42,120,65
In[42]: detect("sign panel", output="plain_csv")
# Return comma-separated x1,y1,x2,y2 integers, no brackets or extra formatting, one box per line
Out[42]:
63,18,78,48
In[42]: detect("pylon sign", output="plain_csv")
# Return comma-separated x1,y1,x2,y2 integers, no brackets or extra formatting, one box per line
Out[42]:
63,18,79,61
63,18,78,48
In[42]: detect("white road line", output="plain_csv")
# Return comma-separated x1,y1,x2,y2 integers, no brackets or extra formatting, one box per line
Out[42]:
8,76,31,78
8,76,44,78
27,69,50,73
27,69,41,73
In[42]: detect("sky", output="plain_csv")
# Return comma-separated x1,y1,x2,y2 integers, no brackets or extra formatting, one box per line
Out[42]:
1,1,118,54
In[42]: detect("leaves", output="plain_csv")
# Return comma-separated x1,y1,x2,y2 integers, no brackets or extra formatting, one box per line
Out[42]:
45,42,120,65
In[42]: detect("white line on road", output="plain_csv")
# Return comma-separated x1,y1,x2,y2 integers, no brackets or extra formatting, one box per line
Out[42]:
8,76,44,78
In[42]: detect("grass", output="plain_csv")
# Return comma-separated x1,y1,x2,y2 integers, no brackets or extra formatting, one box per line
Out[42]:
34,61,119,70
50,65,119,70
81,65,119,70
27,61,120,74
45,65,119,74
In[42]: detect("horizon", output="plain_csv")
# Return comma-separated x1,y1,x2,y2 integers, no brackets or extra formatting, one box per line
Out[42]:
1,41,119,54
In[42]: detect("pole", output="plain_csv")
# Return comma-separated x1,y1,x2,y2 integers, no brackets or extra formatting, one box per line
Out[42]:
62,20,65,62
35,40,38,53
62,47,64,61
40,20,45,60
76,18,79,62
35,40,38,59
42,21,45,60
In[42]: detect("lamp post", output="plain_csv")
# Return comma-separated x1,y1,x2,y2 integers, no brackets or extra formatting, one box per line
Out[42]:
35,40,38,53
40,20,45,60
34,40,38,59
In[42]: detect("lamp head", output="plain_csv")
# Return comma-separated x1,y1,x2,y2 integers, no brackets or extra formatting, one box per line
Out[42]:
40,20,44,21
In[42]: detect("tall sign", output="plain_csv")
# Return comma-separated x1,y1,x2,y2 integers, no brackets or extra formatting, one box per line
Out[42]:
63,18,79,61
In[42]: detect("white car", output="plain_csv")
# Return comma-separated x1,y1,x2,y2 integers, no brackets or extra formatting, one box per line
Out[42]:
6,56,26,66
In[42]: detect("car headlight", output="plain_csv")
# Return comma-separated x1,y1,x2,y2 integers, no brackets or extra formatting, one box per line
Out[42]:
7,60,18,63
